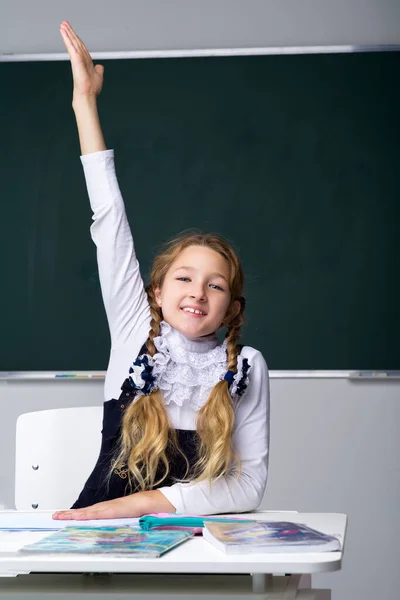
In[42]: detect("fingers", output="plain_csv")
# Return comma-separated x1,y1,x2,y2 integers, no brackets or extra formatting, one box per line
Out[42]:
53,501,110,521
74,30,91,59
53,508,97,520
52,497,138,522
60,21,91,65
60,22,78,56
53,509,87,520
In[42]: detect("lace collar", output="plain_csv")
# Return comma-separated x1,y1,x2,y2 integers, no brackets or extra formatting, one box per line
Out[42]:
151,322,228,410
127,322,251,409
154,321,225,362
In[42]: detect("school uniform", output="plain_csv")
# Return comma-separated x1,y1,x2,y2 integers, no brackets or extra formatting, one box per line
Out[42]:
72,150,270,515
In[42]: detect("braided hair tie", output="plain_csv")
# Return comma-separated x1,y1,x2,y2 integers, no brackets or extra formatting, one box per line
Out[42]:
223,357,250,398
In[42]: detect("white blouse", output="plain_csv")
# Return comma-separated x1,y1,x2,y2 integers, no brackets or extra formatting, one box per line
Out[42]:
81,149,270,515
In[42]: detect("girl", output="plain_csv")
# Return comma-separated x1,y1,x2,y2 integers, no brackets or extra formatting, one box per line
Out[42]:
53,21,269,520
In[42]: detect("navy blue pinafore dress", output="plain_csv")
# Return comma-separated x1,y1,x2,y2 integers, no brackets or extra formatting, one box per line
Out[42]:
71,346,200,509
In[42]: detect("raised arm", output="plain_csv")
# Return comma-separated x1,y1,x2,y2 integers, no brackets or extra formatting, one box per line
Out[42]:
60,23,151,365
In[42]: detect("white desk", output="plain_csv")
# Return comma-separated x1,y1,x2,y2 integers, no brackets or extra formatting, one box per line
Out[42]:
0,511,346,599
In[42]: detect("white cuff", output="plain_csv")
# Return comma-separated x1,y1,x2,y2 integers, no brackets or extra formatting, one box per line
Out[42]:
80,149,114,165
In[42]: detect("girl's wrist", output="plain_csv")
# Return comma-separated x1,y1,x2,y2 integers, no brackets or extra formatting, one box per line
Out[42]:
72,97,107,154
72,93,98,112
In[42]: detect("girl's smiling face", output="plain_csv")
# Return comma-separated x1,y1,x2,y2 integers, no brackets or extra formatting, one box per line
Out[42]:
154,245,240,338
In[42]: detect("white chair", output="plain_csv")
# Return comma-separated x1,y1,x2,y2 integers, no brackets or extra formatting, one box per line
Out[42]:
15,407,103,510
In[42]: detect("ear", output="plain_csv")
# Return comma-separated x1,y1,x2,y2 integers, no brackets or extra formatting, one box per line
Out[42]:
153,286,162,307
222,299,241,326
231,299,241,320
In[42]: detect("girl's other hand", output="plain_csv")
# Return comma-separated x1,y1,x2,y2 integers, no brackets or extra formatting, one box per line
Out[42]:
52,491,175,520
60,21,104,102
52,497,142,521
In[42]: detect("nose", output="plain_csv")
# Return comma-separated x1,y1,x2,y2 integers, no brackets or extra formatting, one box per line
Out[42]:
190,284,206,302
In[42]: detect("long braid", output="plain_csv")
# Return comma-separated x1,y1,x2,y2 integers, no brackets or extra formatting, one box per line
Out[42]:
118,283,187,489
194,298,246,482
111,287,170,491
144,284,162,356
225,296,246,371
144,283,190,477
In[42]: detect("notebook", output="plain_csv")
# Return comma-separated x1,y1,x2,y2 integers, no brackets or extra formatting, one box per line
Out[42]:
19,526,192,557
203,521,341,554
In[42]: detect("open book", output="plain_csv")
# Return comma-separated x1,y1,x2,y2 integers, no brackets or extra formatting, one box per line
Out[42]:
19,526,192,558
203,521,341,554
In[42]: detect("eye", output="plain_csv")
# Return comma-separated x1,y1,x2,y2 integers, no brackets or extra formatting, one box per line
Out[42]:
209,283,224,291
177,277,191,282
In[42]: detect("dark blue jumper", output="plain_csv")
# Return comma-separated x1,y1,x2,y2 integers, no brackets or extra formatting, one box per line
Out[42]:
72,375,199,509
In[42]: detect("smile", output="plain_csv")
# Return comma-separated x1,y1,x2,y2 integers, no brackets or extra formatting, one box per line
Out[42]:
181,307,206,316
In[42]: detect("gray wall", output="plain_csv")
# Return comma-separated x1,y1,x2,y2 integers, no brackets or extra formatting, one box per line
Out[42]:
1,0,400,55
1,378,399,600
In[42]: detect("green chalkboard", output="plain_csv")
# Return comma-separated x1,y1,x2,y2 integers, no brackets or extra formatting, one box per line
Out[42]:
1,51,399,370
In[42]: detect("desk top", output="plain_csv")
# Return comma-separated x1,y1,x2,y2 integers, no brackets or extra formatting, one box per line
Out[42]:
0,511,347,577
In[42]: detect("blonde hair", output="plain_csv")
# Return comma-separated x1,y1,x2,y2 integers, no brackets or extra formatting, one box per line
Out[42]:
113,232,245,491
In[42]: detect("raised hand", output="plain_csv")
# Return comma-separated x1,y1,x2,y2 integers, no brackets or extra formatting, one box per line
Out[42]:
59,21,106,154
60,21,104,102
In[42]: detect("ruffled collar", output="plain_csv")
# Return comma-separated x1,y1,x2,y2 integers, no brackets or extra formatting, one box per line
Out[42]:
150,322,228,410
153,321,225,362
127,321,251,409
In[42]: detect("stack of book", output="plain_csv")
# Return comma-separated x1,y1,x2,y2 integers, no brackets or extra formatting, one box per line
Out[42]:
203,521,341,554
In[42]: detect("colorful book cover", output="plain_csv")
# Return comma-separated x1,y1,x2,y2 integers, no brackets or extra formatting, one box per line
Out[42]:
19,526,193,557
203,521,341,554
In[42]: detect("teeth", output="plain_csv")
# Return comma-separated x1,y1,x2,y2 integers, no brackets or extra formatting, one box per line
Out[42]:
182,307,204,315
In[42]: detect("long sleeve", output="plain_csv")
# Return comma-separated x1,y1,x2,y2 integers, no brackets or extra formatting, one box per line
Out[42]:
158,347,270,514
80,150,151,399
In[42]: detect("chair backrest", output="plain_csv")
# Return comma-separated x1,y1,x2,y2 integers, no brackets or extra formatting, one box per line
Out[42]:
15,407,103,510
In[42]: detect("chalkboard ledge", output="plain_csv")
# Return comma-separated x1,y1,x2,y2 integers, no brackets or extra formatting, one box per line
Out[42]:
2,371,399,380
